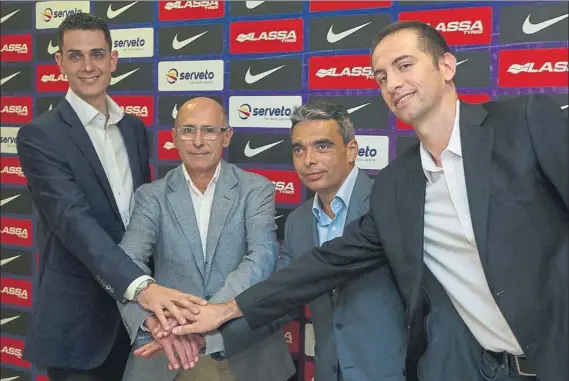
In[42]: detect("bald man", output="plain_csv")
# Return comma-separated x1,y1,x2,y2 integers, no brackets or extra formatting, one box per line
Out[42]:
117,98,295,381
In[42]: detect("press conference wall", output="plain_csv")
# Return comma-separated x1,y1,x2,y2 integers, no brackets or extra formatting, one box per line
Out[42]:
1,1,568,380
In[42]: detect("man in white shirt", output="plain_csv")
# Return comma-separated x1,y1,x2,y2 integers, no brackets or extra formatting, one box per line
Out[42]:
169,21,568,381
117,97,295,381
17,13,205,381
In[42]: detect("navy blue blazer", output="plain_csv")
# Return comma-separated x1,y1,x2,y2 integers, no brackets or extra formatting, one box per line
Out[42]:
16,99,151,369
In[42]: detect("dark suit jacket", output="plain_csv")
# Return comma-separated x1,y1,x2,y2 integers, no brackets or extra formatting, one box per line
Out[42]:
16,99,151,369
235,95,568,381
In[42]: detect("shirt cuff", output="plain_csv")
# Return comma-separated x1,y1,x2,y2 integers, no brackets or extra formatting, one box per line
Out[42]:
140,314,155,332
203,330,226,357
123,275,154,301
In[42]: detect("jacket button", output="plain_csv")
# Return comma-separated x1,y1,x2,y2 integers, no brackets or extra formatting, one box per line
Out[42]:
206,295,211,300
335,323,343,330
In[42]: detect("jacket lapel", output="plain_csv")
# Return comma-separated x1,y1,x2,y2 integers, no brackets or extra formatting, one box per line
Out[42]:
346,170,373,224
117,119,144,190
167,166,206,279
459,102,492,262
60,100,121,219
204,162,237,279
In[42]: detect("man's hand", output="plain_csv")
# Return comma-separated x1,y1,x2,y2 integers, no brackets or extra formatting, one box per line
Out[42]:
171,299,243,336
142,316,205,370
137,283,207,331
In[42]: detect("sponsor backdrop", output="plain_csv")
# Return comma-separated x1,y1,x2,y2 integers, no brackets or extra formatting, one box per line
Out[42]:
1,0,567,379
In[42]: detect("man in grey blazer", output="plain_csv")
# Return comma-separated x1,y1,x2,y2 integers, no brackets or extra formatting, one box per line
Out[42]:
116,97,295,381
214,100,407,381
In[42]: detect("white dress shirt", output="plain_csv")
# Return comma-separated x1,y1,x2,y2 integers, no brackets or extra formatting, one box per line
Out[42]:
65,89,153,300
421,100,524,355
183,162,221,258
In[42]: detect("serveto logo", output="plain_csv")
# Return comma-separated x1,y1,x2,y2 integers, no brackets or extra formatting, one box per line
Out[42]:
499,48,568,88
399,7,492,45
309,55,376,90
0,278,32,308
230,18,303,54
0,217,32,247
159,1,224,21
36,2,90,29
112,95,154,126
245,168,302,204
36,64,68,93
110,27,154,58
0,127,19,154
355,135,389,170
229,96,302,128
0,97,32,124
158,60,224,91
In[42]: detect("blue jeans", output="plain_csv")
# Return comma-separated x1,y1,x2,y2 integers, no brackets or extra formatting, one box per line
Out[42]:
478,350,539,381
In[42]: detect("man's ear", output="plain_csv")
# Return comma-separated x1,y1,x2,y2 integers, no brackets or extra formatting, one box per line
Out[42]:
347,139,359,165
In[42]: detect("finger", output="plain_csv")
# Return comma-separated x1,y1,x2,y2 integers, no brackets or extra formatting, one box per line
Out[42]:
153,306,171,332
181,335,198,367
165,302,187,326
173,293,207,309
188,334,200,364
133,341,156,356
172,323,201,336
162,341,180,370
141,343,164,358
172,338,190,370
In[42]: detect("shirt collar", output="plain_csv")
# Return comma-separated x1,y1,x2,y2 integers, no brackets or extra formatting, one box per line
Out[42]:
312,166,359,222
420,99,462,183
183,161,222,196
65,87,124,127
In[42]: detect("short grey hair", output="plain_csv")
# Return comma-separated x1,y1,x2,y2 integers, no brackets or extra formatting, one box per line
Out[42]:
290,100,355,144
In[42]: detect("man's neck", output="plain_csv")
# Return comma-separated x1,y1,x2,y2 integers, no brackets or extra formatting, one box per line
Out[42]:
414,93,458,166
186,165,217,194
317,167,353,218
76,91,107,116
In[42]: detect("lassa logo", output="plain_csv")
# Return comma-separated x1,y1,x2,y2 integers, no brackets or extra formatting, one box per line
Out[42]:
0,96,32,124
157,130,180,162
309,55,376,90
0,34,32,62
0,337,30,368
159,1,224,21
0,278,32,308
283,321,299,354
230,18,303,54
499,48,568,88
36,64,68,93
245,169,302,204
1,217,33,247
399,7,492,45
112,95,154,126
1,157,27,185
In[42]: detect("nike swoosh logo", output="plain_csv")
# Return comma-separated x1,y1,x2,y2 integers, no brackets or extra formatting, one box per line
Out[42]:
47,40,59,55
245,65,285,84
110,68,139,85
275,215,283,220
246,1,265,9
327,21,372,43
1,71,20,86
1,194,21,206
1,376,20,381
561,104,568,110
456,59,469,66
1,9,20,24
107,1,139,19
172,31,208,50
0,316,20,326
347,103,370,114
48,103,53,111
0,255,21,267
244,140,284,157
522,13,568,34
172,104,178,120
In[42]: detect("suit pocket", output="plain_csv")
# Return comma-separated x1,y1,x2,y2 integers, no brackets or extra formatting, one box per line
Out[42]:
490,170,542,206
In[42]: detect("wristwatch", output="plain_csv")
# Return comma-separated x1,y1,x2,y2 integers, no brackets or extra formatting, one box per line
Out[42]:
133,278,156,301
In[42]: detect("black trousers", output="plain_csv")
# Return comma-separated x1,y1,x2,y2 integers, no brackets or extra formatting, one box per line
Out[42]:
47,325,131,381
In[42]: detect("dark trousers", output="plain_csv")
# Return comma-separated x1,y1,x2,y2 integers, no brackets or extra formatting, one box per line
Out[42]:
47,325,131,381
479,350,539,381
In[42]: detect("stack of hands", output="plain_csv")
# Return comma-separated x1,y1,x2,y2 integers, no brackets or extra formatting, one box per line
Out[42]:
134,283,238,371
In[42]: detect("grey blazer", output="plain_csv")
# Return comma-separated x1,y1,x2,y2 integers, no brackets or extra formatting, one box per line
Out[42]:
117,160,295,381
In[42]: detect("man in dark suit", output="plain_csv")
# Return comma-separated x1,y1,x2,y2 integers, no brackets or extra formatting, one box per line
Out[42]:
16,13,205,381
170,21,568,381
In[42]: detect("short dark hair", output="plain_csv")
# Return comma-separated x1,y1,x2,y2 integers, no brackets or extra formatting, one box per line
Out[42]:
290,99,355,144
372,21,450,68
57,13,112,53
